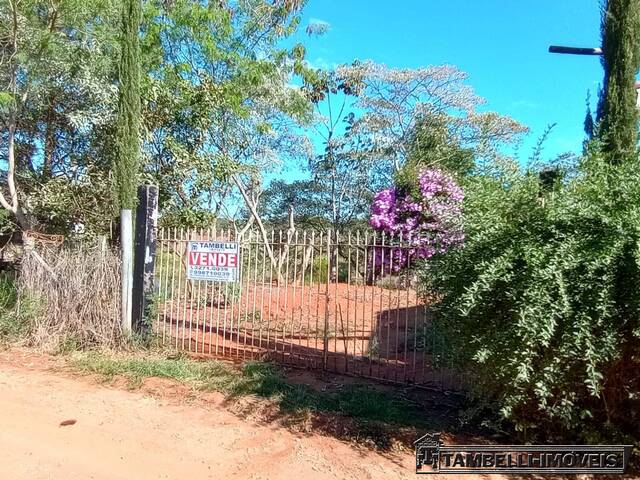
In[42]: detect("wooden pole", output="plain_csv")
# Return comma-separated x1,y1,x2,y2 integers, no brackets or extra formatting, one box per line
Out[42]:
132,185,159,333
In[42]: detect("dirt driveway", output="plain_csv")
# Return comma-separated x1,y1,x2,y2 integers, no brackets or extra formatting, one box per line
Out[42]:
0,350,419,480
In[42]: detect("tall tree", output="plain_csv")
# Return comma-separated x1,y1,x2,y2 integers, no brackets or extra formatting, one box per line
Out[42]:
596,0,640,161
114,0,141,209
0,0,28,229
583,91,595,151
115,0,142,332
405,114,475,178
300,68,377,231
307,61,527,184
141,0,311,227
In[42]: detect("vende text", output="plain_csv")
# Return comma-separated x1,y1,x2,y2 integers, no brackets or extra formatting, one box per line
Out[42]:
189,252,238,267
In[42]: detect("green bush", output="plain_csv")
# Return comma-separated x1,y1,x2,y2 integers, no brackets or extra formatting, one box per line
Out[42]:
421,154,640,443
0,273,36,342
304,255,349,284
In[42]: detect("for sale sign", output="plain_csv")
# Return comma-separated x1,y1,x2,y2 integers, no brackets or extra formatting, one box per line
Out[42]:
186,241,240,282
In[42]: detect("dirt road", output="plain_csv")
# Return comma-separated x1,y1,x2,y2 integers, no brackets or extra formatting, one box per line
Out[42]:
0,351,416,480
0,351,636,480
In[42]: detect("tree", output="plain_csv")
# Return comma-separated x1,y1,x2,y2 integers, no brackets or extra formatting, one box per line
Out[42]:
299,68,383,232
308,110,376,232
115,0,142,332
404,114,475,178
0,0,28,229
422,154,640,443
337,61,527,179
369,167,464,275
583,91,596,153
141,0,312,231
296,61,524,234
596,0,640,161
0,0,119,235
114,0,141,210
260,179,327,230
140,0,314,282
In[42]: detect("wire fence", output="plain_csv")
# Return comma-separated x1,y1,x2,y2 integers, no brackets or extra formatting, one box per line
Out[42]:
155,227,464,390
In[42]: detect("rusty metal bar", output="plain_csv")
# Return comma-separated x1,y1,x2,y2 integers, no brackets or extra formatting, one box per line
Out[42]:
152,227,459,392
323,230,330,370
306,231,315,365
332,230,339,372
179,228,188,350
289,230,299,358
221,228,231,357
344,231,351,373
250,230,261,358
213,228,224,356
257,231,267,354
315,231,323,356
265,230,275,354
393,234,403,383
158,229,168,342
297,230,308,365
205,226,215,355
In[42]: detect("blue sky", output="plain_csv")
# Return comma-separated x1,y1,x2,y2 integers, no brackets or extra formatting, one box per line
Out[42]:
290,0,604,162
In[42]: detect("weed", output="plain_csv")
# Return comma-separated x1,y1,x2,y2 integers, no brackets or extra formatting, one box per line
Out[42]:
69,352,442,431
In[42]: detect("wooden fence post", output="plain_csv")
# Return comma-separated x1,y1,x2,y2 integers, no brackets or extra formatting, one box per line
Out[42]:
132,184,159,334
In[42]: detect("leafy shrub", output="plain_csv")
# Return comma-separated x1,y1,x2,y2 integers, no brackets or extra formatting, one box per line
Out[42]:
304,255,349,284
28,169,114,236
0,272,37,342
421,154,640,443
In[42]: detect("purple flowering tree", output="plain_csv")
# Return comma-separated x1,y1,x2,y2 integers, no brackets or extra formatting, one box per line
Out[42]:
368,168,464,277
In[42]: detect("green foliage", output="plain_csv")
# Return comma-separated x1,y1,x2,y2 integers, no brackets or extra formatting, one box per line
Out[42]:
597,0,640,161
422,153,640,442
0,210,16,236
158,209,217,230
260,180,330,230
28,168,115,235
1,0,120,234
141,0,313,226
304,255,349,284
2,0,313,233
114,0,142,209
405,115,475,180
0,273,38,343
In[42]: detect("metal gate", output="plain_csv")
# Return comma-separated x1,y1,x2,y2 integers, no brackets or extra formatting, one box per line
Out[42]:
154,228,462,390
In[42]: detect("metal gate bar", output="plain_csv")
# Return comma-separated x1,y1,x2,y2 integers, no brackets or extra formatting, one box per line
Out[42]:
155,227,462,390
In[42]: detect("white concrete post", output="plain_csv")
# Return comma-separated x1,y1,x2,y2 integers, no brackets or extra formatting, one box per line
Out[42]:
121,209,133,333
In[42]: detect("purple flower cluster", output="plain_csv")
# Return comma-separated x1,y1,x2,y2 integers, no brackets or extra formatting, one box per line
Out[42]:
369,169,464,276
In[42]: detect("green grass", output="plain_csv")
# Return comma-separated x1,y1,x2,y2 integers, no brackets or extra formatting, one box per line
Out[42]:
70,351,442,430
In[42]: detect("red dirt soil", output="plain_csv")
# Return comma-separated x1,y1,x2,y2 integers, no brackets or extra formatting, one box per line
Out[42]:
0,350,635,480
157,282,463,389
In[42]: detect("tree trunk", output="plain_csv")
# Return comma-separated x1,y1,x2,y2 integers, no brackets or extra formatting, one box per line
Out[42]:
232,174,285,283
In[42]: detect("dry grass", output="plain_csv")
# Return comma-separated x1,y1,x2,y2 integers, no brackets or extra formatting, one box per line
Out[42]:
18,245,122,350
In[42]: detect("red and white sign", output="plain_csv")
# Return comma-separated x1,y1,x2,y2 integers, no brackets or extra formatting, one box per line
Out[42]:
186,241,240,282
